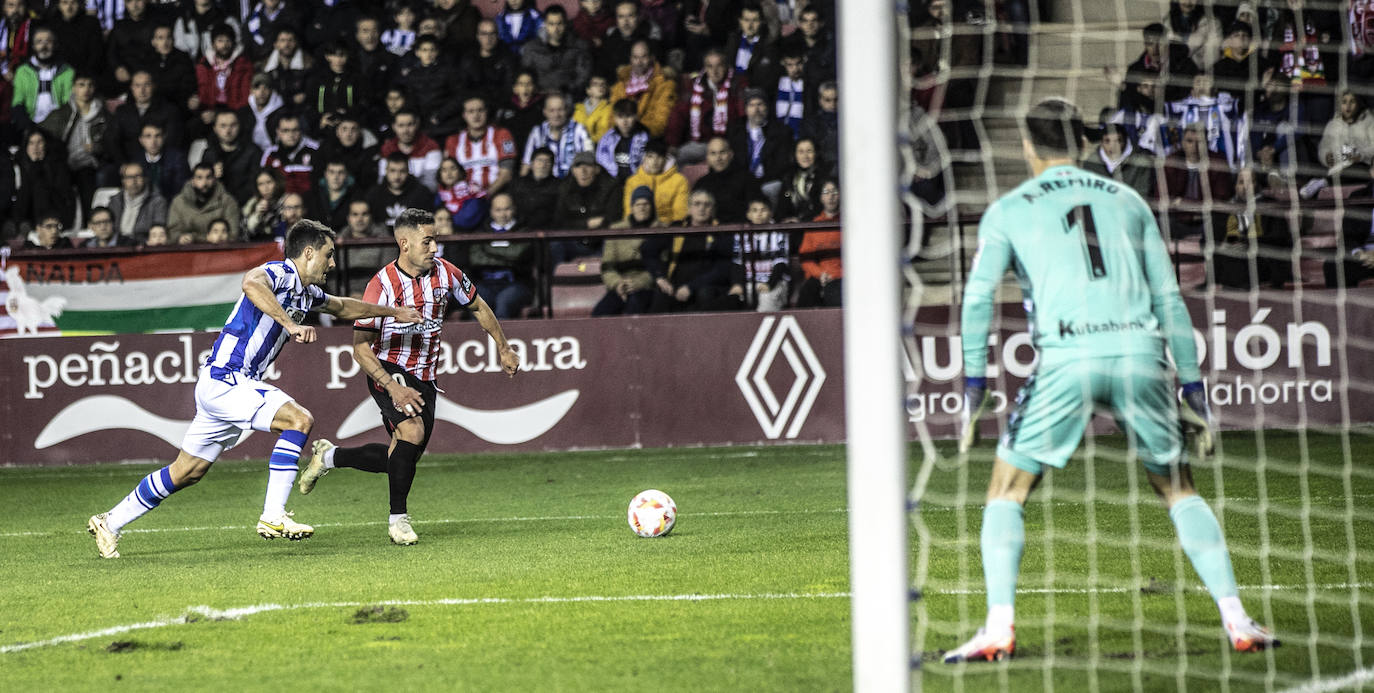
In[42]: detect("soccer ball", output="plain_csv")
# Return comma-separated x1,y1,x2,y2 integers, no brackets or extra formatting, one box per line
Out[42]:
627,489,676,538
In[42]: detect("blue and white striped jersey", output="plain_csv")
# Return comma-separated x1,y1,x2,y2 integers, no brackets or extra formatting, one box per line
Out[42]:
205,259,328,380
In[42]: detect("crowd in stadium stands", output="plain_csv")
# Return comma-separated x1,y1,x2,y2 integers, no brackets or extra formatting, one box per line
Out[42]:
0,0,852,314
1090,0,1374,290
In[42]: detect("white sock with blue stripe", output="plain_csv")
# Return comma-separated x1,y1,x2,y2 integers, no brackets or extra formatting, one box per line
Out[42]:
263,430,308,519
107,465,181,533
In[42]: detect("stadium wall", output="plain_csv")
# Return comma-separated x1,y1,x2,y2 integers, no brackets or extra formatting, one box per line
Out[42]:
0,299,1368,466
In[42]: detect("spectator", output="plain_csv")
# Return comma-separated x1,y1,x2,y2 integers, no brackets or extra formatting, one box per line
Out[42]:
144,223,170,246
772,45,807,137
343,198,388,239
259,26,311,106
522,5,591,99
507,147,560,230
203,217,234,243
737,196,790,311
48,0,103,78
200,109,263,205
728,88,792,202
381,1,418,56
276,191,306,235
243,0,304,59
596,97,651,180
467,191,535,318
106,71,184,165
458,19,518,106
1158,123,1235,246
1111,70,1171,156
105,0,154,96
1268,0,1342,168
639,0,681,54
81,206,133,247
668,48,744,165
0,146,12,239
195,23,254,128
623,138,688,224
260,113,319,195
1315,90,1374,190
594,184,658,316
445,94,518,196
1164,0,1222,68
173,0,241,60
796,178,841,307
575,73,613,144
522,92,593,178
10,26,71,128
775,137,821,221
0,0,33,82
23,214,76,250
301,158,355,231
1247,71,1298,176
429,0,482,58
725,2,777,91
39,72,105,222
168,162,240,242
557,150,622,231
798,81,838,174
779,6,835,90
138,24,197,117
14,129,75,232
399,34,464,139
1211,20,1271,106
435,157,486,230
240,167,286,240
1168,72,1244,170
573,0,614,49
237,73,284,152
642,189,735,313
304,40,361,133
138,123,190,200
597,0,661,78
352,15,397,104
694,136,759,223
498,70,543,148
367,152,433,228
610,39,677,138
496,0,542,55
1213,167,1293,290
378,109,442,192
108,161,169,240
1323,183,1374,288
1082,123,1154,198
315,114,376,190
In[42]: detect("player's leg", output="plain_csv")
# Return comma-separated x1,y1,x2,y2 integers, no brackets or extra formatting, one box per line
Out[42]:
1120,357,1278,651
255,398,315,540
385,416,427,545
946,360,1090,662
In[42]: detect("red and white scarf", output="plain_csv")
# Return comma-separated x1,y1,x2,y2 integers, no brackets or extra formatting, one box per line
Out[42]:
624,67,652,97
688,71,732,141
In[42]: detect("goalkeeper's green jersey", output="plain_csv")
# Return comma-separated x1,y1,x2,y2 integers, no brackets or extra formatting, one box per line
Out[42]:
960,164,1202,384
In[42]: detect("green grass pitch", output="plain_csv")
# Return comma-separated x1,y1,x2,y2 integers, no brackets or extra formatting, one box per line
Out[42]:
1,432,1370,691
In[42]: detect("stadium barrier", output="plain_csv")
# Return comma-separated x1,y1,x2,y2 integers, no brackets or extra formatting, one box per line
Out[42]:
1,296,1369,466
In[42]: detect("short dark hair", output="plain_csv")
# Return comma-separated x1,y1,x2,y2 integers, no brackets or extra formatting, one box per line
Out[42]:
612,98,639,117
530,147,555,162
385,151,410,167
324,39,351,56
192,162,215,175
284,219,335,259
393,108,420,124
211,22,237,42
89,205,114,222
544,4,566,20
415,33,439,50
1143,22,1166,39
1023,97,1084,159
1227,20,1253,39
395,208,435,233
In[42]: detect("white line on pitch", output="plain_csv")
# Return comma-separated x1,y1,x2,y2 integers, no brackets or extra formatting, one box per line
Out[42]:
925,582,1374,596
0,591,851,654
0,508,849,538
1277,666,1374,693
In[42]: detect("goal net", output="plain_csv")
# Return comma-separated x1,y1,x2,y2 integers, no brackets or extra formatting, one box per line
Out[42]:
879,0,1374,690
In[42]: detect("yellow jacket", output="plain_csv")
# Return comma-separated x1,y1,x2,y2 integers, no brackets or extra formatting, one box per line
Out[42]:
610,63,678,138
623,164,689,224
575,99,613,145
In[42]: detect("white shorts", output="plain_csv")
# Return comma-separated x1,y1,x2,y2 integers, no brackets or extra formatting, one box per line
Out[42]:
181,367,294,462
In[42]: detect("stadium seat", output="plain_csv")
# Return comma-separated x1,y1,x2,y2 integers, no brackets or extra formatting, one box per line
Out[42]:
680,162,709,187
550,258,603,318
90,187,119,211
187,138,208,169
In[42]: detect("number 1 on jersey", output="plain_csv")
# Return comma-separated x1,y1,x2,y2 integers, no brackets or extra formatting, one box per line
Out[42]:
1064,204,1108,279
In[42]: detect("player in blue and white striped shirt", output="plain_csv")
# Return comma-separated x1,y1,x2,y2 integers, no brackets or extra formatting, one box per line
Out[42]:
87,220,424,558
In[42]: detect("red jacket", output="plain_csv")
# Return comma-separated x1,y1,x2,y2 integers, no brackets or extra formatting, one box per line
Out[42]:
1156,151,1234,225
196,55,254,110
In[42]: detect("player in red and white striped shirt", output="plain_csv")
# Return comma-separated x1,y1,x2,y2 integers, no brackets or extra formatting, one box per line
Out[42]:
445,95,518,196
297,208,520,545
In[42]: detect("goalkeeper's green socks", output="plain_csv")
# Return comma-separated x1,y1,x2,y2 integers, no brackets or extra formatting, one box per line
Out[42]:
1170,494,1243,621
981,499,1025,634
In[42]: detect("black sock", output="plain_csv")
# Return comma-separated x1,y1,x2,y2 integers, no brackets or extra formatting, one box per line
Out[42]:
387,440,421,515
334,443,389,473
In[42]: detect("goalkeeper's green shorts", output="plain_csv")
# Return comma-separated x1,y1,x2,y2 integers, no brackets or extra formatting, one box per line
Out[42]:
996,355,1183,477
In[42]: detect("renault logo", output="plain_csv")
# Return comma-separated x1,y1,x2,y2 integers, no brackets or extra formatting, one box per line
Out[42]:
735,316,826,439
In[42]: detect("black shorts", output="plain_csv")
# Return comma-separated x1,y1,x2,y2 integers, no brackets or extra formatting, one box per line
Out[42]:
368,360,438,452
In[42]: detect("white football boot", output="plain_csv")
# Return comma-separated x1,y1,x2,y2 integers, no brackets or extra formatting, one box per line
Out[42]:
389,514,418,545
87,513,120,559
298,439,333,494
1228,618,1280,652
944,626,1015,663
257,511,314,540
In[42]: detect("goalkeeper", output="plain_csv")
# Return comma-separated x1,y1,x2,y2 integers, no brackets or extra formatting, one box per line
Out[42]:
945,98,1277,663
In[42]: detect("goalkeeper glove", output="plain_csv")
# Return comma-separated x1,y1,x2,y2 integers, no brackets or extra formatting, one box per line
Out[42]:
958,377,993,454
1179,381,1216,458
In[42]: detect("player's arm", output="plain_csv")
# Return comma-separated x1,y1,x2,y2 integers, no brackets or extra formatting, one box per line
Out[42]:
467,293,520,377
319,294,425,324
957,209,1013,452
242,267,316,343
1139,207,1215,454
352,328,425,416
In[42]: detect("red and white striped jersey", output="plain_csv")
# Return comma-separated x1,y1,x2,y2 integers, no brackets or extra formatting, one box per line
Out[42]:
355,258,477,381
444,126,517,191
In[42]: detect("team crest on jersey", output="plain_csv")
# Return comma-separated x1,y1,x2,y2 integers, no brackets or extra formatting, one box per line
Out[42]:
433,288,447,301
